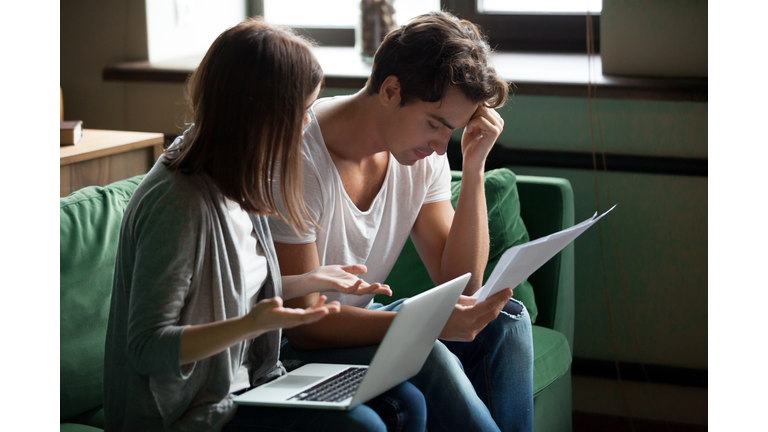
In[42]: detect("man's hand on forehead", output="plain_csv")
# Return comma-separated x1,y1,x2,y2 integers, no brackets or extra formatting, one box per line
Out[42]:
459,105,505,173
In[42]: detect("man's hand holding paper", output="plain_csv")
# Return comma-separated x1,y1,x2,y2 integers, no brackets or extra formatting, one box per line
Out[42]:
473,204,617,302
439,288,514,342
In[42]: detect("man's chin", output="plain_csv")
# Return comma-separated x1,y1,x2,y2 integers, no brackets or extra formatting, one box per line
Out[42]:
391,153,418,166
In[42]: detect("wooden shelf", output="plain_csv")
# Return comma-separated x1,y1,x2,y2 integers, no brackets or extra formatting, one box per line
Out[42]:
60,129,165,197
103,47,707,102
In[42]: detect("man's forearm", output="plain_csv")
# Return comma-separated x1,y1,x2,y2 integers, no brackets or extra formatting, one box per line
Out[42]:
283,305,395,350
442,169,490,295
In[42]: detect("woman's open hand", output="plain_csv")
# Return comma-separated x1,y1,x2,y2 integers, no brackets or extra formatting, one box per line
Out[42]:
305,264,393,297
179,296,340,366
247,295,341,333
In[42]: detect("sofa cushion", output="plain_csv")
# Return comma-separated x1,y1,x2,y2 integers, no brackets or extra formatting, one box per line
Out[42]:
60,175,145,421
65,406,105,430
380,168,538,323
531,325,572,395
60,423,103,432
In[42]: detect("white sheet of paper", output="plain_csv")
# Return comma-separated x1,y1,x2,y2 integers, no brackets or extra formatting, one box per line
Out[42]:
472,204,617,302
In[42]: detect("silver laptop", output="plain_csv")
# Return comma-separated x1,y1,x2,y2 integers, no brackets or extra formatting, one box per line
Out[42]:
233,272,471,410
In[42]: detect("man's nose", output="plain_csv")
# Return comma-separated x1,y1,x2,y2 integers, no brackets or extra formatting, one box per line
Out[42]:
429,137,450,156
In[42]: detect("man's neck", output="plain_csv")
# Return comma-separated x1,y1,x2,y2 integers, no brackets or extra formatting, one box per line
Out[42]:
315,90,388,164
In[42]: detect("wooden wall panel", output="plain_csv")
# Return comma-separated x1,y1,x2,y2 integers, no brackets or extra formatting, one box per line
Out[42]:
107,148,152,184
62,147,153,196
60,165,72,197
71,157,110,193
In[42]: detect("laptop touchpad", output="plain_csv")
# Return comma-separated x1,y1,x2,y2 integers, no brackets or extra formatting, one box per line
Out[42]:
267,375,323,390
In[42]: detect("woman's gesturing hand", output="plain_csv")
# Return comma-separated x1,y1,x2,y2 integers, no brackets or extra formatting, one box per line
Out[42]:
247,295,341,334
305,264,393,297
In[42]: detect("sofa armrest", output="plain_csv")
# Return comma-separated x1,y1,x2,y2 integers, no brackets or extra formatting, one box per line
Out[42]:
515,175,575,353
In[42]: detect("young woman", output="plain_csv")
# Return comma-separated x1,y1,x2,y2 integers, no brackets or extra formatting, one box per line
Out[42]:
103,18,426,432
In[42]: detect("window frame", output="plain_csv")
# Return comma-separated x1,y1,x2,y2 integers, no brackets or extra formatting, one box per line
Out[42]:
443,0,600,52
249,0,600,52
248,0,356,46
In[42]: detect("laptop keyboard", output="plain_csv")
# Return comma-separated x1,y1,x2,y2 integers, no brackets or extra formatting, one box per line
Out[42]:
288,367,368,403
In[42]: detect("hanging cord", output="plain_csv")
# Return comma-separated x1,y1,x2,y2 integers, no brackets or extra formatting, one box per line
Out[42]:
586,10,673,431
585,10,636,432
590,39,676,432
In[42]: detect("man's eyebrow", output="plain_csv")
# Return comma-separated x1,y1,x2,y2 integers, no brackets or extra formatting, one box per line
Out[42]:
429,114,455,130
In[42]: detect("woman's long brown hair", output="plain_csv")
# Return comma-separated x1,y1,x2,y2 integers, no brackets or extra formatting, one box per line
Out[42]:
165,18,322,232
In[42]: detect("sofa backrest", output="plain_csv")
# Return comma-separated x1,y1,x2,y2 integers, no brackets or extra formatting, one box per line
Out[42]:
60,175,145,421
381,168,539,323
516,175,575,352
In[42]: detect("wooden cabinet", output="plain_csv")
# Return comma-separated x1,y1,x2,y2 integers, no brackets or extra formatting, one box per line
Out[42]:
60,129,165,197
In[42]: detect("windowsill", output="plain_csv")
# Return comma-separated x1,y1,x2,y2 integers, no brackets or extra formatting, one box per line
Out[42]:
103,46,707,102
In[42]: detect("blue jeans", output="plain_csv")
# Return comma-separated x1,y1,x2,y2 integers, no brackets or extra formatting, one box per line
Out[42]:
223,381,426,432
280,298,534,432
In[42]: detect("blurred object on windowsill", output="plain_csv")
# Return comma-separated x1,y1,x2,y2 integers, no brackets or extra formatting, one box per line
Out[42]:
357,0,395,63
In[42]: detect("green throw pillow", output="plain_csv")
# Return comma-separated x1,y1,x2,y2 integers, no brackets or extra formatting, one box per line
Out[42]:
379,168,538,323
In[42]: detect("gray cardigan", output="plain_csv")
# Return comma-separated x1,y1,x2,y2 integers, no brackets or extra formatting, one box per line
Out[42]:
103,153,285,431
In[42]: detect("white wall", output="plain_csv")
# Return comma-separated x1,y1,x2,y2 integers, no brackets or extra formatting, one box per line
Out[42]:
60,0,247,135
60,0,152,131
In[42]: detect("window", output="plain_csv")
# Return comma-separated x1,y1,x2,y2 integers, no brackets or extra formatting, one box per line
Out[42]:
444,0,601,52
247,0,600,52
479,0,601,14
248,0,440,46
263,0,439,27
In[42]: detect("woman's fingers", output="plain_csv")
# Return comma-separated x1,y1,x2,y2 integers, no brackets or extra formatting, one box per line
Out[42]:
269,302,339,328
339,264,367,274
312,295,339,310
249,296,341,332
361,283,391,296
313,264,392,297
274,308,328,328
312,295,328,309
342,281,392,296
255,296,283,312
347,279,365,293
370,283,392,296
308,296,340,315
322,301,342,314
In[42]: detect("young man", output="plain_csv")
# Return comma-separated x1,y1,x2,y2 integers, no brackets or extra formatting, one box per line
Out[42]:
269,11,534,432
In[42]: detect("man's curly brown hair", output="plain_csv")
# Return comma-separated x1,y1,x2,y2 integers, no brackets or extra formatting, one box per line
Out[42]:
366,11,509,109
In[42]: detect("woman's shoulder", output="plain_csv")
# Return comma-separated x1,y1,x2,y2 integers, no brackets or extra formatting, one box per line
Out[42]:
128,159,218,227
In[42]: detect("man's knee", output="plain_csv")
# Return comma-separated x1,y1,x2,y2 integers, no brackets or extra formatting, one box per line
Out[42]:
481,299,531,342
424,340,464,373
501,298,526,318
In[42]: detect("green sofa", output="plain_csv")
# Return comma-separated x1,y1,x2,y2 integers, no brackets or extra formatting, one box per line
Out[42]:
60,169,574,431
382,169,575,432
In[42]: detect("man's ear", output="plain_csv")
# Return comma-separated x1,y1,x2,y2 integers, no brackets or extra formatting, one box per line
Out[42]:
378,76,401,107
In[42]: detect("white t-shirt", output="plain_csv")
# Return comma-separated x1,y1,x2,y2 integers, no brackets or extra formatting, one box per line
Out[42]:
269,100,452,308
224,197,268,307
223,198,269,393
